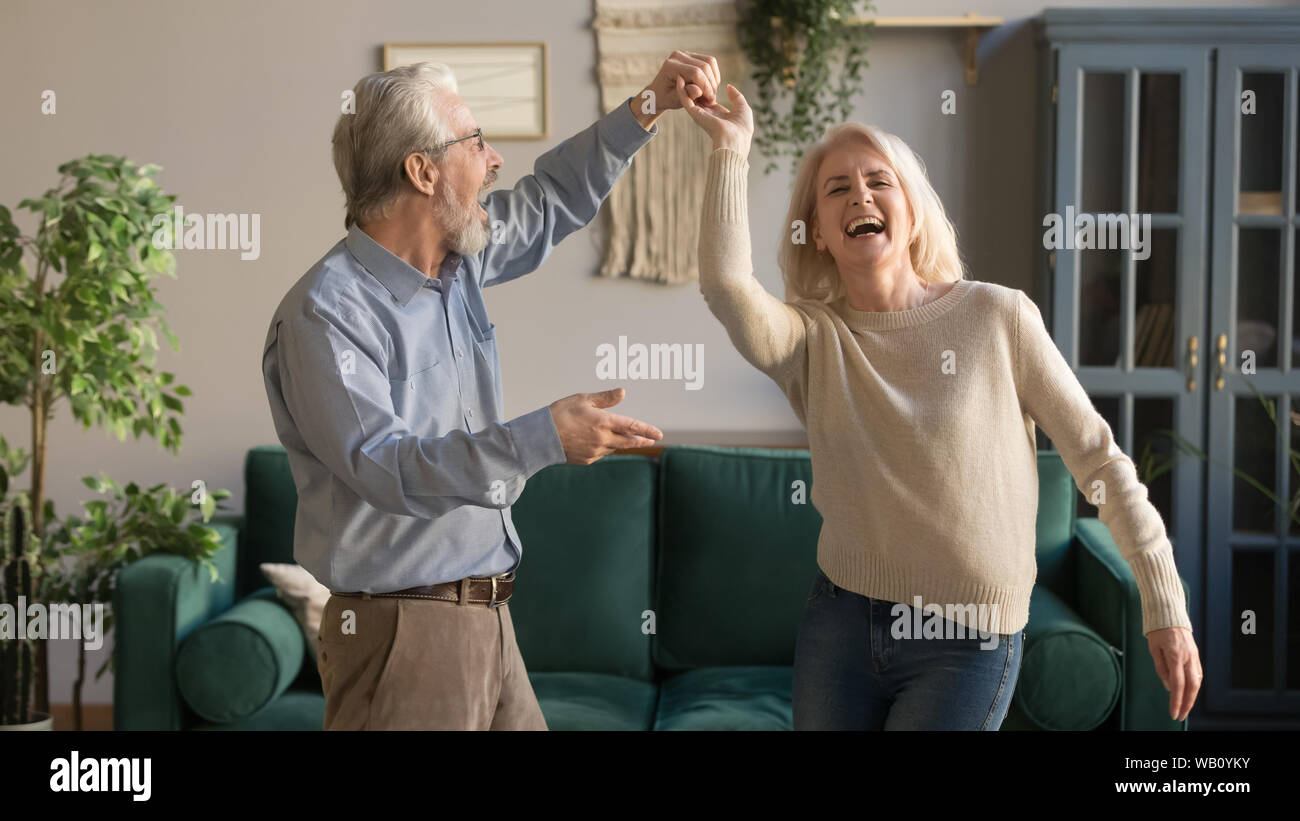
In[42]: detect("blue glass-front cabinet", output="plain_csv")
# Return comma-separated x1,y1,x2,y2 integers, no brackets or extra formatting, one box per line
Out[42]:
1038,8,1300,720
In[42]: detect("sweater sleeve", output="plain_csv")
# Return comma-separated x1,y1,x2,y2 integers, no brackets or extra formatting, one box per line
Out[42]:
1013,290,1192,636
697,147,807,385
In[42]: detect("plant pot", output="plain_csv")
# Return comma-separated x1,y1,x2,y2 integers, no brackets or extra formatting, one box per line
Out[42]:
0,711,53,731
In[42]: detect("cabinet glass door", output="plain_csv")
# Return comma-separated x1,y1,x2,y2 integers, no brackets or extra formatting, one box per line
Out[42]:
1207,47,1300,714
1053,44,1209,634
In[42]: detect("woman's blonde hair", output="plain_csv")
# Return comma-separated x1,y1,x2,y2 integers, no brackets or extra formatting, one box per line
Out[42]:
777,123,966,303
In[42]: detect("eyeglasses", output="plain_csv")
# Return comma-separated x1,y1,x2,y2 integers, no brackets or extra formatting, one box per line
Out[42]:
403,127,485,179
438,127,484,152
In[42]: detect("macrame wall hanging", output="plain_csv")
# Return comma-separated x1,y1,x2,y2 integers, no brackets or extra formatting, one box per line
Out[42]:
593,0,746,285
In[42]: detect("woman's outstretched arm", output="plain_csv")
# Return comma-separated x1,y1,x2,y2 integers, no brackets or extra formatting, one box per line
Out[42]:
1015,290,1191,632
681,79,807,382
1014,289,1202,720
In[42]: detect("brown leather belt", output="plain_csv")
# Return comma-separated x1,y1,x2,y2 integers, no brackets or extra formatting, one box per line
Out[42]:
334,571,514,607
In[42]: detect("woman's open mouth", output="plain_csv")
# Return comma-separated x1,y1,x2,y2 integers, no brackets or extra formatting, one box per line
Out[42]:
844,216,885,240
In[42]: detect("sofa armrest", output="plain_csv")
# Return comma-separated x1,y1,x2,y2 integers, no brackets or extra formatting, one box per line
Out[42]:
1073,518,1190,731
112,519,240,730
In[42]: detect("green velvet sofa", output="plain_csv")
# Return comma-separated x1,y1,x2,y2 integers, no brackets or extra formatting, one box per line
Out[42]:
113,444,1189,731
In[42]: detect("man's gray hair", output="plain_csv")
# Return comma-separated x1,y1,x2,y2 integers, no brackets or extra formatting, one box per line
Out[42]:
332,62,459,230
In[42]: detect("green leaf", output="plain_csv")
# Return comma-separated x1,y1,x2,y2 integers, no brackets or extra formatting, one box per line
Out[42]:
199,493,216,521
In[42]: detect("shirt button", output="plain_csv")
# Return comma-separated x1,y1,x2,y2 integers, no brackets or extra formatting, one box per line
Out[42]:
467,409,474,418
457,350,464,359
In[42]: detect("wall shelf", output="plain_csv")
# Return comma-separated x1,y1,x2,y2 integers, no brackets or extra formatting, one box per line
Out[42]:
843,13,1005,85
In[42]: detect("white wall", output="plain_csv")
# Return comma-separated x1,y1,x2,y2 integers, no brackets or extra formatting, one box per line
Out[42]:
0,0,1287,705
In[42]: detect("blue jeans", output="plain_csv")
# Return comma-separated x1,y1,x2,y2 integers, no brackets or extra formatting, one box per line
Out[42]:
792,569,1024,730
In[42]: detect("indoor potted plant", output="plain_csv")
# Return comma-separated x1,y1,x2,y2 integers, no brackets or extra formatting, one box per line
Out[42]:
0,154,198,724
736,0,875,174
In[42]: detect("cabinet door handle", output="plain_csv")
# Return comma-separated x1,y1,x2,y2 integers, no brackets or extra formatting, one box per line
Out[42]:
1215,333,1228,390
1186,335,1198,392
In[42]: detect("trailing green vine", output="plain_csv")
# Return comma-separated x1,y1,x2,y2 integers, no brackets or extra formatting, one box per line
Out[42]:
737,0,874,174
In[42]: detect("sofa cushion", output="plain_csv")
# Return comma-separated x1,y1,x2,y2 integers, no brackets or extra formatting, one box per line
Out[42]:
1015,584,1122,730
510,455,657,681
191,691,325,731
175,588,304,724
654,447,821,671
241,446,299,599
528,672,658,730
653,666,792,730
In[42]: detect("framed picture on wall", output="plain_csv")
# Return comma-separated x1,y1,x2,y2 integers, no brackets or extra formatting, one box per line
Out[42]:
383,42,549,139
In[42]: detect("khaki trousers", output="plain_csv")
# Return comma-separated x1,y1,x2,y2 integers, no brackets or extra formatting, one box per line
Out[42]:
316,592,547,730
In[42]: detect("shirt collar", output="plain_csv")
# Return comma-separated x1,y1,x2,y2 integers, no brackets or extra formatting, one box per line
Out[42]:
344,224,460,306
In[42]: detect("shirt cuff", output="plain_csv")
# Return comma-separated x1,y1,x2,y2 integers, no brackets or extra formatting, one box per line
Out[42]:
507,405,567,477
601,95,658,157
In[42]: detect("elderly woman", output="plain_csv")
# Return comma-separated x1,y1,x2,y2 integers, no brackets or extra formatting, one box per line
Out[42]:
676,77,1202,730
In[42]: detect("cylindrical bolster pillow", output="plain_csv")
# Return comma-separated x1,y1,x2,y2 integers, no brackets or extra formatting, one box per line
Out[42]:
175,590,304,723
1015,585,1122,731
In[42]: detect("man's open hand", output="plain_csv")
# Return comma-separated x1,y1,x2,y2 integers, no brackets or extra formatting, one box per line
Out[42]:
549,388,663,465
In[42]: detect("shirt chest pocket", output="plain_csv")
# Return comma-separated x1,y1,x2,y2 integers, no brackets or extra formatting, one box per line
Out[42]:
387,359,460,434
472,324,504,420
473,324,499,365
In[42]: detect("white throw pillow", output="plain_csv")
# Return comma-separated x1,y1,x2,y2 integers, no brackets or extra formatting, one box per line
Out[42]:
259,563,331,661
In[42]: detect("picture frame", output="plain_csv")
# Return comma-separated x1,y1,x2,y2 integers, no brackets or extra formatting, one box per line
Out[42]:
383,41,549,140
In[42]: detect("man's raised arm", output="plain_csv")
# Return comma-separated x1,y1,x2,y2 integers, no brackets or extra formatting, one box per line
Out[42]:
477,50,722,287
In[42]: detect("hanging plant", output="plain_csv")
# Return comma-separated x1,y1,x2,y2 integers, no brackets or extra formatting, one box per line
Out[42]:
737,0,874,174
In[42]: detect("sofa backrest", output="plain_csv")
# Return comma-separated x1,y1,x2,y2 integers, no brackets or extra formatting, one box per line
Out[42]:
239,446,299,600
650,446,821,670
508,455,657,681
1035,449,1078,597
652,446,822,671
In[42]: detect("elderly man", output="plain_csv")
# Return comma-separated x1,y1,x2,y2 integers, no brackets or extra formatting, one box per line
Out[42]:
262,53,722,730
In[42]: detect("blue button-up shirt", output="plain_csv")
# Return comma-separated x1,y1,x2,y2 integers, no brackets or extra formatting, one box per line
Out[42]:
263,98,656,593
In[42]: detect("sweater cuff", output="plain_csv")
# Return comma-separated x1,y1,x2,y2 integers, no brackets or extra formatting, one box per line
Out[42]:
506,406,567,478
703,148,749,224
1131,543,1193,635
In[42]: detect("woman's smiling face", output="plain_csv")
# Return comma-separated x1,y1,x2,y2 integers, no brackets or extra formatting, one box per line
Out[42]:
812,136,914,275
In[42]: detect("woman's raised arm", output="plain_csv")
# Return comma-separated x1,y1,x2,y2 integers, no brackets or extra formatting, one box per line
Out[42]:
679,80,807,381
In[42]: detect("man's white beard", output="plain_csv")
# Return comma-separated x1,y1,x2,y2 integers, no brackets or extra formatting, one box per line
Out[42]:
436,179,490,256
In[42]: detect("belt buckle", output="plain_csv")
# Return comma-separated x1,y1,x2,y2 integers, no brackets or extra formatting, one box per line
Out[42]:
489,575,500,608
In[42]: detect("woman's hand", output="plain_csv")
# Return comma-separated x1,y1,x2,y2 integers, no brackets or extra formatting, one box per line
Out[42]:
675,76,753,158
1147,626,1201,721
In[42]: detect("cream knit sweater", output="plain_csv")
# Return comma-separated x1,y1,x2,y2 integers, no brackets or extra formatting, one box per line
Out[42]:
698,147,1192,637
